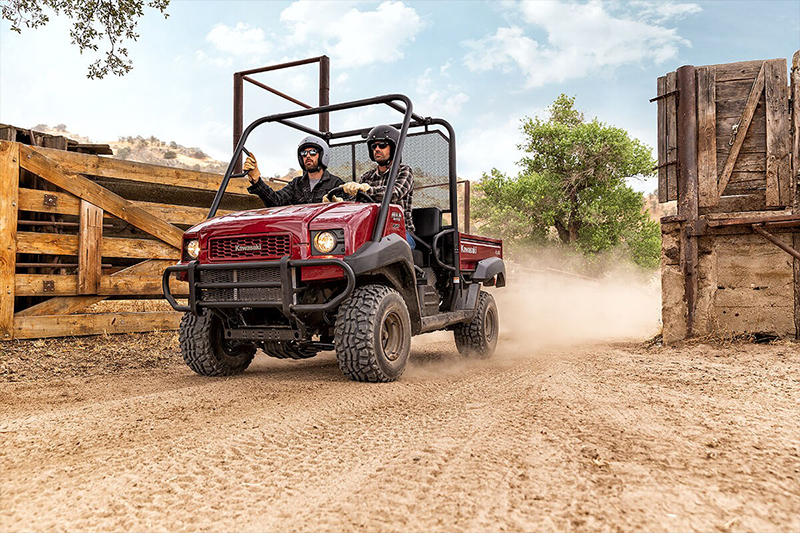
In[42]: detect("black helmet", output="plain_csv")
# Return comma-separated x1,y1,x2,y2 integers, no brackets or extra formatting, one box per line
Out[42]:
366,124,400,162
297,135,330,170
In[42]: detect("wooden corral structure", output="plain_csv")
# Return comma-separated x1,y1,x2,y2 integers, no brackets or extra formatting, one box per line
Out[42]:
0,138,262,340
656,52,800,343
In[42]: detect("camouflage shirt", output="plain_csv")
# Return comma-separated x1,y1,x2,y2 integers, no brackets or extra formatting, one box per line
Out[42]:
247,170,344,207
359,163,415,232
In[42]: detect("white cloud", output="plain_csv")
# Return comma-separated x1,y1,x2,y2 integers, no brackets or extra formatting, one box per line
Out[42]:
458,115,529,179
205,23,272,57
463,0,694,88
630,1,702,22
195,50,233,68
280,0,426,68
414,67,469,117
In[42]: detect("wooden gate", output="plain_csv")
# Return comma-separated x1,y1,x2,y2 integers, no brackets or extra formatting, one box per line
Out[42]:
0,140,261,340
655,53,799,342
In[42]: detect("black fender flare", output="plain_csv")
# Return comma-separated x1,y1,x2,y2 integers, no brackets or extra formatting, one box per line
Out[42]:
344,234,421,333
473,257,506,287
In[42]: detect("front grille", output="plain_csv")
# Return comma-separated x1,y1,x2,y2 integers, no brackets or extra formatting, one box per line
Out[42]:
199,268,282,302
209,235,291,261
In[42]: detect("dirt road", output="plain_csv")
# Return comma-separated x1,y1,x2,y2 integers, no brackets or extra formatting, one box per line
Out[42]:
2,276,799,532
1,331,798,532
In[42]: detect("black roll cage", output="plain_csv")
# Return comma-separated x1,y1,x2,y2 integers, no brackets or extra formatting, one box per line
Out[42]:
207,94,462,277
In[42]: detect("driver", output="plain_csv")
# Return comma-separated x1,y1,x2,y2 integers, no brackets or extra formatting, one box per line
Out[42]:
341,125,415,249
244,135,344,206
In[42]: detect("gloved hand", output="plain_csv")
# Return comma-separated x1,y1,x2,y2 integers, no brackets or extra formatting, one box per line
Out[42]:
342,181,370,196
322,194,344,203
243,154,260,183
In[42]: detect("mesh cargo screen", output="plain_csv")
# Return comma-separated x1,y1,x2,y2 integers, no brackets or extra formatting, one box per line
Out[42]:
327,131,451,211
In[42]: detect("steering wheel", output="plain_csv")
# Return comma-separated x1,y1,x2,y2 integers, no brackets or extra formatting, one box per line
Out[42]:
325,185,375,203
230,147,254,179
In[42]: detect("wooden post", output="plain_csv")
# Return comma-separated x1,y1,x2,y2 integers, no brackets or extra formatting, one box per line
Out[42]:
676,65,699,336
78,200,103,294
697,66,718,207
765,59,791,207
791,51,800,339
0,142,19,339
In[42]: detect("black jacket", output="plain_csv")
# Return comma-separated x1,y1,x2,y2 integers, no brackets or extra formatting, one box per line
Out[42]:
247,170,344,207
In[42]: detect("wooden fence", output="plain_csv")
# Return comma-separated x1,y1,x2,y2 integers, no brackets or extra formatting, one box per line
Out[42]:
656,52,799,342
0,140,261,340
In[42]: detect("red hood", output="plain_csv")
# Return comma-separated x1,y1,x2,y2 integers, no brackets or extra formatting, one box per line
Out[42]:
185,202,380,243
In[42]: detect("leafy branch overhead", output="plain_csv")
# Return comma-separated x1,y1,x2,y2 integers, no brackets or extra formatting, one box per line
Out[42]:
475,94,660,269
1,0,170,79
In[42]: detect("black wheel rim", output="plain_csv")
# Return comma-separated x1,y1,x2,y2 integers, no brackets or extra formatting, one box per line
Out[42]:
381,311,404,361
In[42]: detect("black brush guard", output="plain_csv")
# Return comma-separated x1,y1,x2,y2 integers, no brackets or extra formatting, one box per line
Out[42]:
162,256,356,319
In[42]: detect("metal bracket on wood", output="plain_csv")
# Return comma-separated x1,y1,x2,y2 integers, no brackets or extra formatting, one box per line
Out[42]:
43,280,54,293
652,160,678,171
650,90,679,103
43,194,57,207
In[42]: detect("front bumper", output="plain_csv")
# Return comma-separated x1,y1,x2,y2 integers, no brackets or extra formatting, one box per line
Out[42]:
162,256,355,316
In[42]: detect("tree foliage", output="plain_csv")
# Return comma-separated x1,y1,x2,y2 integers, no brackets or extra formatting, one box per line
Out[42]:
2,0,170,79
474,94,660,269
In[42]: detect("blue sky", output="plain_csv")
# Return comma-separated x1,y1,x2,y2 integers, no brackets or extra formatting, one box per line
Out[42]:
1,0,798,194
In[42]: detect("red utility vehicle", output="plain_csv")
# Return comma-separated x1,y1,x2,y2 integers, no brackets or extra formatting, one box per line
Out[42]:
163,95,506,382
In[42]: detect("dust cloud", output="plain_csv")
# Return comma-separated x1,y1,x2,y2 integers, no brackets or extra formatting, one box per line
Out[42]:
491,264,661,351
410,257,661,366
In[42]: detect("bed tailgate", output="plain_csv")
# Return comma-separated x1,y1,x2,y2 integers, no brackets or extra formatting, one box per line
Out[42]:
458,233,503,272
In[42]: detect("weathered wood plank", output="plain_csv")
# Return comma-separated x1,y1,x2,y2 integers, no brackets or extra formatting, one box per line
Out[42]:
18,187,234,225
18,187,81,216
711,59,766,82
0,142,20,339
718,63,766,201
12,311,182,339
16,232,181,260
15,273,188,297
666,71,678,201
716,94,767,119
697,66,718,207
19,144,255,194
700,192,771,215
764,58,791,207
19,145,184,249
657,76,669,203
78,201,103,294
14,260,175,316
715,152,766,173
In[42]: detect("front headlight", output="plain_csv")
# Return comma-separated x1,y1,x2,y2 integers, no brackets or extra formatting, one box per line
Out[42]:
313,231,337,254
186,239,201,259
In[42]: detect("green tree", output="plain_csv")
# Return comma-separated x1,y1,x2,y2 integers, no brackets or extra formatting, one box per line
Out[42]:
475,94,660,269
2,0,170,79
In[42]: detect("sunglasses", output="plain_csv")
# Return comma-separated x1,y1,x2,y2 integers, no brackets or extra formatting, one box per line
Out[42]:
371,141,391,150
299,148,319,157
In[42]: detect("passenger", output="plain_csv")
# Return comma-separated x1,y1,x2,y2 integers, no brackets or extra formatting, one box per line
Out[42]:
341,125,415,249
244,135,344,206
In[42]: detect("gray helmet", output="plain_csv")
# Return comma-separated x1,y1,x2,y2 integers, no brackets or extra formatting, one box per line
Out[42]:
297,135,330,169
366,125,400,162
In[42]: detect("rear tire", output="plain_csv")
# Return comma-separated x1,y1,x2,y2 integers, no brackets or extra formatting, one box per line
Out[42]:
261,341,318,360
335,285,411,382
179,313,256,376
453,291,499,358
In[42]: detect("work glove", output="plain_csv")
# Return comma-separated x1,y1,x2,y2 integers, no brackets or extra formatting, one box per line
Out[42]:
342,181,370,196
243,154,261,183
322,194,344,203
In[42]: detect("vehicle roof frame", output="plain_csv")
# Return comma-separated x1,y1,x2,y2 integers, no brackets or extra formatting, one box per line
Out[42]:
207,94,461,245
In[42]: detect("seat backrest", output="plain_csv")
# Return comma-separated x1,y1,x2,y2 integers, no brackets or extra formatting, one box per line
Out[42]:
412,207,442,238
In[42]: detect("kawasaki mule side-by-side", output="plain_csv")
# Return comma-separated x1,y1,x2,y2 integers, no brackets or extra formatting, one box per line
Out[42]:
163,94,506,382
